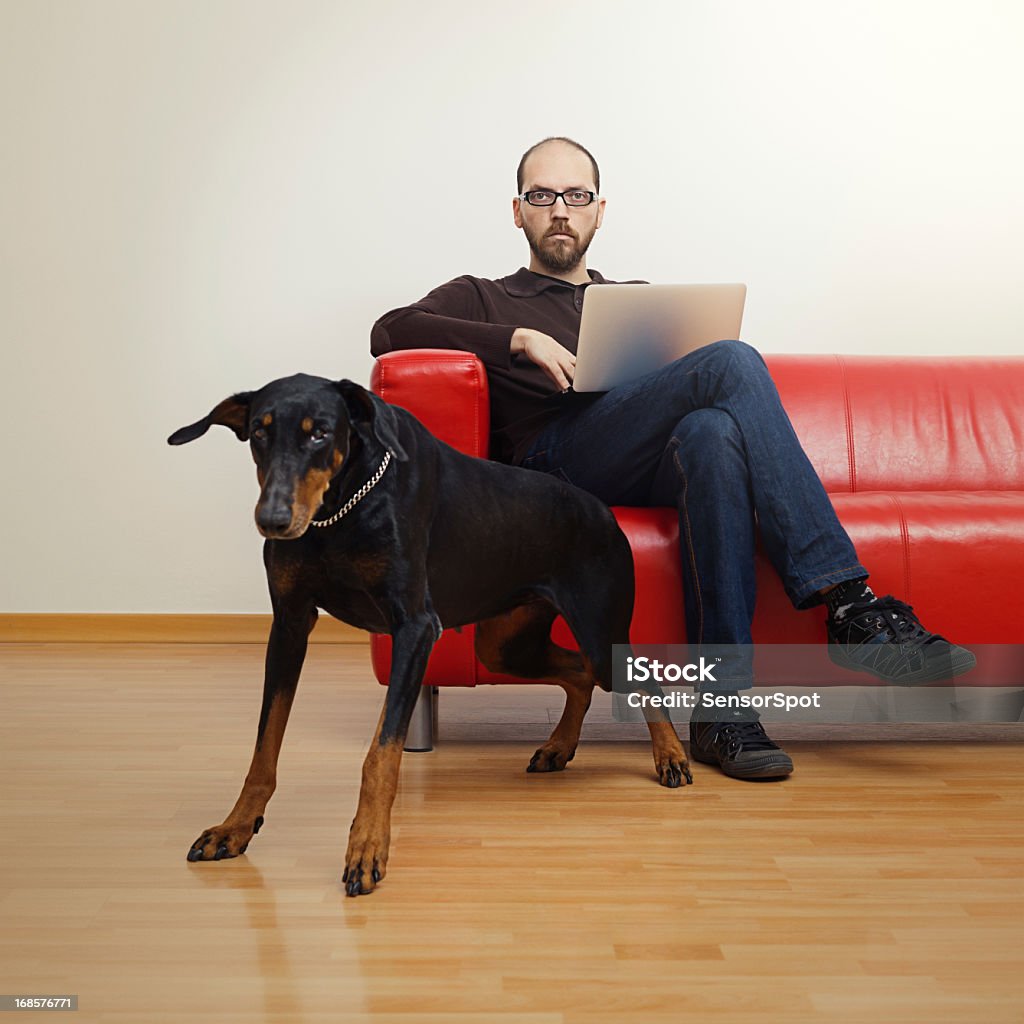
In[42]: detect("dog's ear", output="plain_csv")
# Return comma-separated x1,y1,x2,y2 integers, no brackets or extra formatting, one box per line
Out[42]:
334,380,409,461
167,392,254,445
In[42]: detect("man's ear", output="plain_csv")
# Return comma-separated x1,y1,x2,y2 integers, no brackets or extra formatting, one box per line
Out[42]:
334,380,409,462
167,392,254,445
512,195,524,229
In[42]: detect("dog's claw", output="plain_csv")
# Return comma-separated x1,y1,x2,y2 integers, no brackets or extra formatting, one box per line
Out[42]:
526,746,571,773
657,758,693,788
187,819,260,863
342,853,383,896
253,816,264,834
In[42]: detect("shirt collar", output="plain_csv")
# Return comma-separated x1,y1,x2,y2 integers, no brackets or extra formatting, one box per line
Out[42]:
503,266,609,298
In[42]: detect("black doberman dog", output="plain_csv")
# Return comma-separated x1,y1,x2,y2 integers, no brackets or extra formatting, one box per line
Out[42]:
169,373,690,896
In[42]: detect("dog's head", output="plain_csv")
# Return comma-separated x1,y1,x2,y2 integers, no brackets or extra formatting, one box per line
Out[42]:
168,374,407,540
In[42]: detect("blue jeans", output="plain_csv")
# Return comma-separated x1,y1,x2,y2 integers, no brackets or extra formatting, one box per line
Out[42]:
519,340,867,689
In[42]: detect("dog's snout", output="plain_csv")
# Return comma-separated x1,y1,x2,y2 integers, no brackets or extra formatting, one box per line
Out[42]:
256,504,293,534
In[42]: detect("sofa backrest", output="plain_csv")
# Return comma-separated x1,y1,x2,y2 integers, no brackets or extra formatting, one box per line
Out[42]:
374,350,1024,493
767,355,1024,492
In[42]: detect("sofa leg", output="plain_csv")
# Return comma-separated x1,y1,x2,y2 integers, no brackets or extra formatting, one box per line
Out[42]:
404,685,438,752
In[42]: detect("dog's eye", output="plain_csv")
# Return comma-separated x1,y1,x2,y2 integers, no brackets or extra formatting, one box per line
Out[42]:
252,427,267,442
311,427,331,443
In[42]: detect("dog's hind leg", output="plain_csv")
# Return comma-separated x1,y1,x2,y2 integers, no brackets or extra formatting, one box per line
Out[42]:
527,679,593,773
562,582,692,790
476,602,595,773
187,604,318,862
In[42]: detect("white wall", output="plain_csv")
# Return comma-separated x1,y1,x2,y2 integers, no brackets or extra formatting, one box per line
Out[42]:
2,0,1021,613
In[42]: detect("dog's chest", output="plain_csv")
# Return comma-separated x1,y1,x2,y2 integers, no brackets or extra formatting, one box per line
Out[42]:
266,541,392,633
314,550,397,633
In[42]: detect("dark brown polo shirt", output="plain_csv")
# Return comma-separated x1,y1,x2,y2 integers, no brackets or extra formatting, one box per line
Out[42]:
371,267,632,464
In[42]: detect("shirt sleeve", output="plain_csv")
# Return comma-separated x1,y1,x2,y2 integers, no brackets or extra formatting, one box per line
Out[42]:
370,276,515,371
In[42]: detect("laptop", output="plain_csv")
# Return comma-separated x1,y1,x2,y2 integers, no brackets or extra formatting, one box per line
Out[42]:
571,283,747,392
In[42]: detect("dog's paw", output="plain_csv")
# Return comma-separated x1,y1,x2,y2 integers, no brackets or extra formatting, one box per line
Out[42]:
186,815,264,862
655,753,693,788
526,744,576,773
343,825,390,896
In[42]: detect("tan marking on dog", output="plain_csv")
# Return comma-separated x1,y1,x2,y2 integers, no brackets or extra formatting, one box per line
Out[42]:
301,417,314,433
347,553,390,585
476,604,596,772
345,710,406,893
262,413,273,427
197,688,297,856
332,448,344,472
646,719,690,787
269,559,300,594
528,680,593,772
209,396,250,437
475,603,588,686
293,466,333,521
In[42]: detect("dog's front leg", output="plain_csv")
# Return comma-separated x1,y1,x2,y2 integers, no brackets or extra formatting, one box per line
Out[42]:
187,608,314,862
344,613,438,896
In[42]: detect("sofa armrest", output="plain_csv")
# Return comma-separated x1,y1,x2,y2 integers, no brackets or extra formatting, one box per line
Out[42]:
370,349,491,459
369,349,489,691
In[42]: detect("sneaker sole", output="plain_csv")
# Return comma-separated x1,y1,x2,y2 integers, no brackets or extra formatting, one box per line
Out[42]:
828,645,977,685
690,747,794,779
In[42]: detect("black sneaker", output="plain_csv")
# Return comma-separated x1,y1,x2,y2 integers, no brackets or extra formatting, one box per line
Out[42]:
827,594,976,685
689,709,794,779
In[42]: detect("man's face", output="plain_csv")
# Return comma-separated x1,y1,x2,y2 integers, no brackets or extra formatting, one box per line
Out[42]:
513,142,605,274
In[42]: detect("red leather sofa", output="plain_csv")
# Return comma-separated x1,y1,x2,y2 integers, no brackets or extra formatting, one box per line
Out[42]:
369,350,1024,699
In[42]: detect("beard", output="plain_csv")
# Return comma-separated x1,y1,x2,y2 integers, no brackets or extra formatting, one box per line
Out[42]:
524,222,597,274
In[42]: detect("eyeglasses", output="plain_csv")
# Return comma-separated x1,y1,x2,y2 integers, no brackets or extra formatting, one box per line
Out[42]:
518,189,598,207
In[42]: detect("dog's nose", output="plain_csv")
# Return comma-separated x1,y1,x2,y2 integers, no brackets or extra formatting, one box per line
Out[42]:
256,505,293,534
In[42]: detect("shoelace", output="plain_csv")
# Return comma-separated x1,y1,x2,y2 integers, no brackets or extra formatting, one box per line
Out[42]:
710,718,776,755
840,595,939,645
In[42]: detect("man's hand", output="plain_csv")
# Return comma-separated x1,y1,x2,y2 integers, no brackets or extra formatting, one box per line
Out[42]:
511,328,576,392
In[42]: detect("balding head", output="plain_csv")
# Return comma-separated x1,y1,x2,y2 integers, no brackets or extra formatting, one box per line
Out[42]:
517,137,601,195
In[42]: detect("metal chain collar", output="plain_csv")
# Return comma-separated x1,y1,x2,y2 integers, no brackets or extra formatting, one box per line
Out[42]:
309,450,392,528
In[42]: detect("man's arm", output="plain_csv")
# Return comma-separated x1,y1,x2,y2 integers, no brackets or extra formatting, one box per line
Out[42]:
371,276,515,370
371,275,576,390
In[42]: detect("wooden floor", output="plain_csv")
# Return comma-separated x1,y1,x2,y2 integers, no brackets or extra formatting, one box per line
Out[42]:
1,643,1022,1024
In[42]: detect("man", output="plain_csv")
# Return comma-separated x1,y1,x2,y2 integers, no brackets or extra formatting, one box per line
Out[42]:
371,137,974,780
